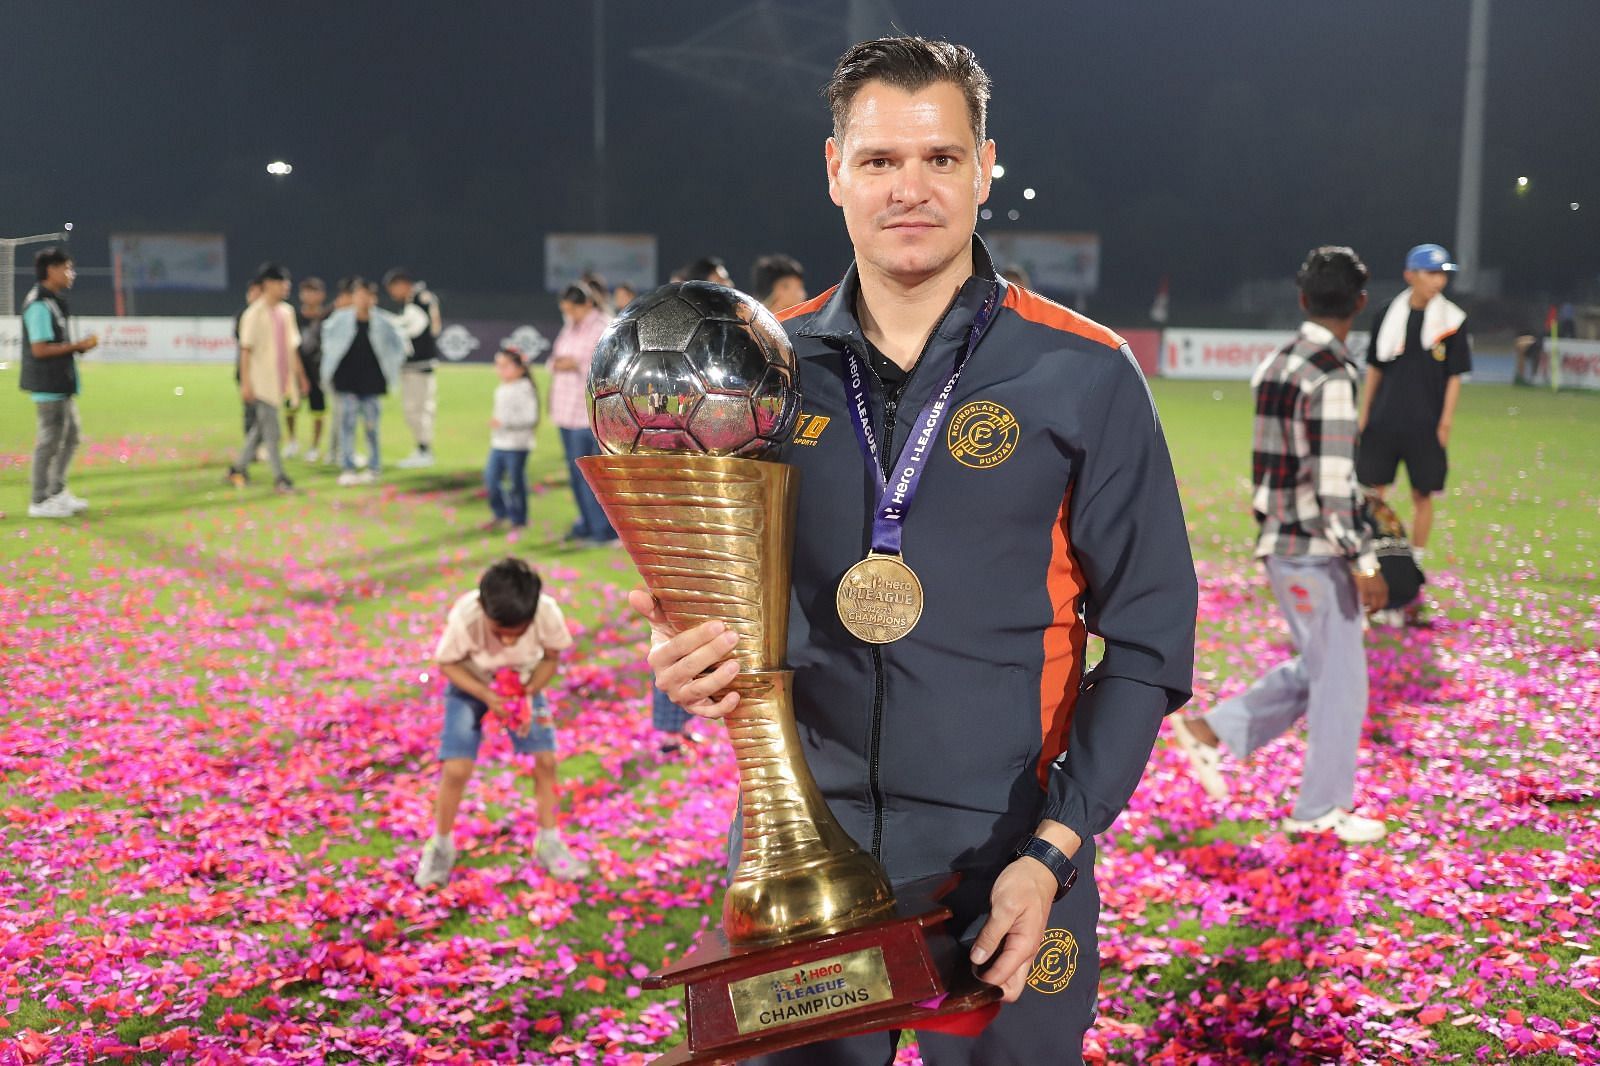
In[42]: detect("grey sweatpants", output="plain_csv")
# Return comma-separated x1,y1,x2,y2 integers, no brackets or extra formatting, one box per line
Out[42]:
32,397,81,504
1205,555,1369,822
237,399,287,481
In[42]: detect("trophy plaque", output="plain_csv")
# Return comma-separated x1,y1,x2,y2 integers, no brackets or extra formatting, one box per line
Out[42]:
578,282,1000,1063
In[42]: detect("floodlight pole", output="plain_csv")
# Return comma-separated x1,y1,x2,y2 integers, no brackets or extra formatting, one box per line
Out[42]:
1,232,70,317
1453,0,1490,294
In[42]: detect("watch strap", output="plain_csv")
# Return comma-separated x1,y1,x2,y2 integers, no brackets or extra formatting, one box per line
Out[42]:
1014,835,1078,899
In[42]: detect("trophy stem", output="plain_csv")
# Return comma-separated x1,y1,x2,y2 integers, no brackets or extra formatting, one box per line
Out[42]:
722,672,894,946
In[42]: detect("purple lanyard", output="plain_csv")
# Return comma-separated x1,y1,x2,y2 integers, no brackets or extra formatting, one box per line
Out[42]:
839,284,999,556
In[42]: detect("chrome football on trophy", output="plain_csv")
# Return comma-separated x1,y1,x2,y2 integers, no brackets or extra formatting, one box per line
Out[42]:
579,282,998,1064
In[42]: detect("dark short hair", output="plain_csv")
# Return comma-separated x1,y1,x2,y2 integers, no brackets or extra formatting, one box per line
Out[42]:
338,275,377,295
750,254,803,300
1296,246,1370,319
382,267,413,287
826,36,991,147
685,256,727,283
299,276,326,293
255,261,289,283
479,557,542,628
560,283,591,305
35,247,72,281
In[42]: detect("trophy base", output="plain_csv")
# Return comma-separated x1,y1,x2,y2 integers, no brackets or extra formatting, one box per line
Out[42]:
644,875,1002,1065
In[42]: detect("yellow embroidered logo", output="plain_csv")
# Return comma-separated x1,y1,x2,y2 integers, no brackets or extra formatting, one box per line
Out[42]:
1431,342,1447,362
1026,928,1079,994
792,413,831,447
947,400,1019,469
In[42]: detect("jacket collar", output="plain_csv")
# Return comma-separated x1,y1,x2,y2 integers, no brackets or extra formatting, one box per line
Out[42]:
795,235,1004,357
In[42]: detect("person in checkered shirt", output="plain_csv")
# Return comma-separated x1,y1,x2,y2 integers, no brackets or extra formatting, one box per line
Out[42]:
1171,247,1392,844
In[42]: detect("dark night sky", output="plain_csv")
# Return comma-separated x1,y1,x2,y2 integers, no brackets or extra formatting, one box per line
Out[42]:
5,0,1597,320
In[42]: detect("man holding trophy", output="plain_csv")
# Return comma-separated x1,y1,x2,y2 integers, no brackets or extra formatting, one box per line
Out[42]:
604,36,1197,1066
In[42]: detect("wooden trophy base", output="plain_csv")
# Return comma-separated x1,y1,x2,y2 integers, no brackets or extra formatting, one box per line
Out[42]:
644,875,1001,1065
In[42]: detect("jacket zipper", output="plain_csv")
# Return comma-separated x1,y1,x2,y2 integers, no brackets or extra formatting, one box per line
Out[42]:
858,310,948,860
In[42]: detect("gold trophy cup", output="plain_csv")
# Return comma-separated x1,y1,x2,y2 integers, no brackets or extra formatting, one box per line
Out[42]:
579,282,999,1063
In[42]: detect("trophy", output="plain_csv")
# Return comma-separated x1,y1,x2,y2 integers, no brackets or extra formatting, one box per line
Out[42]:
578,282,1000,1063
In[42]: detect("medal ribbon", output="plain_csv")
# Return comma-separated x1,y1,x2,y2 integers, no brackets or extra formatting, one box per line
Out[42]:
839,283,999,556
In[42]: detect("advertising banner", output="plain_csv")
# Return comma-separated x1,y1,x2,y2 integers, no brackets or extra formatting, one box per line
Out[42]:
1,318,567,368
1162,328,1286,380
544,234,657,293
1552,339,1600,391
109,233,228,291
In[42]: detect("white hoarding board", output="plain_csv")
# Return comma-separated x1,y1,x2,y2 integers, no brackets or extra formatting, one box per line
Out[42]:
982,231,1099,295
1553,339,1600,390
1162,328,1286,380
0,317,237,365
109,233,229,291
544,234,657,293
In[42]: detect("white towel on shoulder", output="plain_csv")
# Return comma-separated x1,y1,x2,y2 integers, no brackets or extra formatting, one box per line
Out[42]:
1373,291,1466,364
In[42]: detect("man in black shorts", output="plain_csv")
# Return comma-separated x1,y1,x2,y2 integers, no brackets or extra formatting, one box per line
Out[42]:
1357,243,1471,571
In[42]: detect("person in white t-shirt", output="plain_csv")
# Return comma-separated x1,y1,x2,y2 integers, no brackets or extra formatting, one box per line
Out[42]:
484,347,540,532
414,558,587,886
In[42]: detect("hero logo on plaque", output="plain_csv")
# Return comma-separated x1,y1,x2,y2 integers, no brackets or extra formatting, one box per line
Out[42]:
728,947,893,1034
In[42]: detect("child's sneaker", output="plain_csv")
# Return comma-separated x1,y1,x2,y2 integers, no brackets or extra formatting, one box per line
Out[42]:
274,475,296,494
304,447,320,463
282,440,299,459
536,836,590,881
227,466,249,488
414,836,457,887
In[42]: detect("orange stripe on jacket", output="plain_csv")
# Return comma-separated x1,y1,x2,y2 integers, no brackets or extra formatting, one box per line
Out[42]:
1038,488,1087,788
1003,285,1125,351
777,285,839,323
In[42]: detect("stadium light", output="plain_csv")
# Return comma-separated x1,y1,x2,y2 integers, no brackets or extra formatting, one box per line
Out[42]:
1571,202,1581,212
991,164,1005,179
266,160,294,177
1006,209,1020,221
1023,187,1036,200
980,208,993,220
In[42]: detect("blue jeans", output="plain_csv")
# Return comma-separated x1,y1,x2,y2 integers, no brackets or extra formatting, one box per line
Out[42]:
485,448,529,526
558,425,615,540
337,393,381,472
439,684,555,760
652,687,690,733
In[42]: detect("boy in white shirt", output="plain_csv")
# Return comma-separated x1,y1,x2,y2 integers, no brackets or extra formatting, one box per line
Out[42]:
415,558,588,886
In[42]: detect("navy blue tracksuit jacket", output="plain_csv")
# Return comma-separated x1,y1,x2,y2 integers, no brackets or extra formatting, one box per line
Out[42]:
755,237,1196,1065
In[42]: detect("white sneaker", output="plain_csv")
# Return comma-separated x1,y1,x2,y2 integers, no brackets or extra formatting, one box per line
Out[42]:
414,836,457,888
304,447,320,463
1369,608,1405,628
336,470,364,487
27,494,74,519
1171,716,1228,800
395,449,435,469
282,441,299,459
59,489,89,513
1282,808,1387,843
356,469,377,484
536,836,591,881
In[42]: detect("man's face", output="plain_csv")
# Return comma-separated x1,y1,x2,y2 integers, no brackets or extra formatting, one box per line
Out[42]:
386,280,412,304
826,79,993,286
299,286,325,315
262,278,290,303
769,275,807,311
352,286,376,312
1404,269,1450,301
46,261,76,290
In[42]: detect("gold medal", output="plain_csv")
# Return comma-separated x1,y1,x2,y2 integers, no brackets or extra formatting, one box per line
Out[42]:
836,552,924,644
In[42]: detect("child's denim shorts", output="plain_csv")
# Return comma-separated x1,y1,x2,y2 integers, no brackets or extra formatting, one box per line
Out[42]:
439,684,556,761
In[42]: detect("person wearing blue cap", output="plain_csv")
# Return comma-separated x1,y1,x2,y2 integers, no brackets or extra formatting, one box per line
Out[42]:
1356,243,1471,605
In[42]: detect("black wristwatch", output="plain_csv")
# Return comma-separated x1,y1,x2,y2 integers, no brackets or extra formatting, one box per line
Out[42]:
1013,835,1078,900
